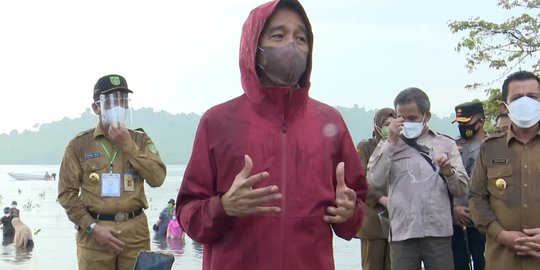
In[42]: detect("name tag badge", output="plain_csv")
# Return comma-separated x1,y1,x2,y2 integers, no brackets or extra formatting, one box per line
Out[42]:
101,173,121,197
492,158,508,164
124,173,135,192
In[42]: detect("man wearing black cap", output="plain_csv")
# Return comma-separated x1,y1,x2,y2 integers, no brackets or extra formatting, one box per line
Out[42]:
57,74,166,270
452,100,486,270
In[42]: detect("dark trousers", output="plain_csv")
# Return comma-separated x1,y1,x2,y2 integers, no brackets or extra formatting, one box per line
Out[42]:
452,225,485,270
390,237,454,270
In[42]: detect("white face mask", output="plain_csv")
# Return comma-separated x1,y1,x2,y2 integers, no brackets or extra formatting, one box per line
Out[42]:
402,116,425,139
99,92,129,128
505,96,540,128
102,106,128,128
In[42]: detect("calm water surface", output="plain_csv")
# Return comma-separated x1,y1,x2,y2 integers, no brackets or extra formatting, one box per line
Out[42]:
0,164,361,270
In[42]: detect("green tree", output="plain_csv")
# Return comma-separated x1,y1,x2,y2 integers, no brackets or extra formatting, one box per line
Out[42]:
448,0,540,131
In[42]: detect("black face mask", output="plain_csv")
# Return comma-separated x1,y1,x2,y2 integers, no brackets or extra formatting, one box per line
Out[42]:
458,121,480,139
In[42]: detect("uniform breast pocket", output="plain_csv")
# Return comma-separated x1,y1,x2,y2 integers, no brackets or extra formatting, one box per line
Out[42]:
82,159,108,185
391,151,415,177
486,165,513,201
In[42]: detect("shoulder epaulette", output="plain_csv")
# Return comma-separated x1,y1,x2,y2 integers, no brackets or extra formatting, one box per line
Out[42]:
75,128,94,138
134,128,145,133
483,132,506,143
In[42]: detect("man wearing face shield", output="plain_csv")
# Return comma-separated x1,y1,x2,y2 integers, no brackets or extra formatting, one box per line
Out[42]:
469,70,540,269
355,108,396,270
367,87,469,270
452,100,486,270
57,74,166,270
176,1,367,269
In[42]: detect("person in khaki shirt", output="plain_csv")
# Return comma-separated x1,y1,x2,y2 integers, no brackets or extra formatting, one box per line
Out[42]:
58,74,166,270
356,108,396,270
469,70,540,270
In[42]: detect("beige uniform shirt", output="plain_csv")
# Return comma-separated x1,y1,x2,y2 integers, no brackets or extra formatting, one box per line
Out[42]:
469,127,540,270
58,124,166,231
368,129,468,241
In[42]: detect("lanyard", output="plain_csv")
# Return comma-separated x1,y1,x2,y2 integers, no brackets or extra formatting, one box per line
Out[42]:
100,141,119,173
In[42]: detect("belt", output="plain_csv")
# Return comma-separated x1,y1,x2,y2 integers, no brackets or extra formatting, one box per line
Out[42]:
89,208,143,222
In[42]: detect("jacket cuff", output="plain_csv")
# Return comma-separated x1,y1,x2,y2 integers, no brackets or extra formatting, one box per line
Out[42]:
208,195,235,228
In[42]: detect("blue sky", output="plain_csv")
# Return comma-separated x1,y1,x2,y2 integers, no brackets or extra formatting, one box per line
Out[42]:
0,0,525,134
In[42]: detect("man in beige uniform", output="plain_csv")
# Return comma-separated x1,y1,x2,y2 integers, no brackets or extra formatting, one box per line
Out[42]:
469,70,540,270
58,74,166,270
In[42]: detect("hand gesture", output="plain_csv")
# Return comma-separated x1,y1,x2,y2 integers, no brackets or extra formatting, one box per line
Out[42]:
324,162,357,224
387,117,404,145
90,223,125,254
453,206,472,227
435,155,454,177
107,123,133,150
221,155,282,217
497,230,528,250
515,228,540,258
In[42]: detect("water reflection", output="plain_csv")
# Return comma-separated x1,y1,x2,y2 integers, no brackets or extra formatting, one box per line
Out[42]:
167,238,185,256
192,241,203,258
15,246,34,262
153,235,168,250
152,234,187,256
0,243,34,264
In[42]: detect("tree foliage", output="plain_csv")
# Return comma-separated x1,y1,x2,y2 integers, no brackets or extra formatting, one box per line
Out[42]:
449,0,540,87
449,0,540,129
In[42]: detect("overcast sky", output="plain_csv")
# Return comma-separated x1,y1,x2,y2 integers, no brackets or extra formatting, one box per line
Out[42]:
0,0,521,134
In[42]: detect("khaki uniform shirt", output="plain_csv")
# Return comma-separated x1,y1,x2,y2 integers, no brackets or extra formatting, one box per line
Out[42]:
356,138,388,239
469,127,540,270
58,124,166,231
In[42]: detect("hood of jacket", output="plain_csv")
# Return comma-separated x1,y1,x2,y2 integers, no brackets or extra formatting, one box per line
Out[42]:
239,0,313,116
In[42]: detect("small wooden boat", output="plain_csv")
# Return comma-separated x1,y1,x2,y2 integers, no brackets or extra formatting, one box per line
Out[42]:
7,172,53,181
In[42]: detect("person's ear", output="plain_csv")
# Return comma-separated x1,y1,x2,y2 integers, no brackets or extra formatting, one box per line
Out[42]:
91,102,100,115
424,112,432,123
499,101,508,114
476,118,484,129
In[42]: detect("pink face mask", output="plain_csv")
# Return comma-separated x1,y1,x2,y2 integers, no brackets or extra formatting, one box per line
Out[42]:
257,42,308,87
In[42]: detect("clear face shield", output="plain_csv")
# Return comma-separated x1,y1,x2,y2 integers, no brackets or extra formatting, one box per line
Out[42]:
98,91,131,128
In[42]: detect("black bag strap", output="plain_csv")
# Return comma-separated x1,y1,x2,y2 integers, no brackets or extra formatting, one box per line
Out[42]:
400,135,455,212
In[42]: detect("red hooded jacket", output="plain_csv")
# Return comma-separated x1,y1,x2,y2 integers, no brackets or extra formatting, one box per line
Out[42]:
177,1,367,269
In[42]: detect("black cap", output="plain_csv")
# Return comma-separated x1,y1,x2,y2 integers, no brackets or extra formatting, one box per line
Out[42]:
93,74,133,101
453,101,484,123
168,199,175,205
11,201,17,206
3,207,9,214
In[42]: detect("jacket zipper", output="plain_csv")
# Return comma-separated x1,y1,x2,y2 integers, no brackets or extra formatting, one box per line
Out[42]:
280,117,287,269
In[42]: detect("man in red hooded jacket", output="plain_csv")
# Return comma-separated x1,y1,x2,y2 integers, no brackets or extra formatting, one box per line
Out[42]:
176,1,367,269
